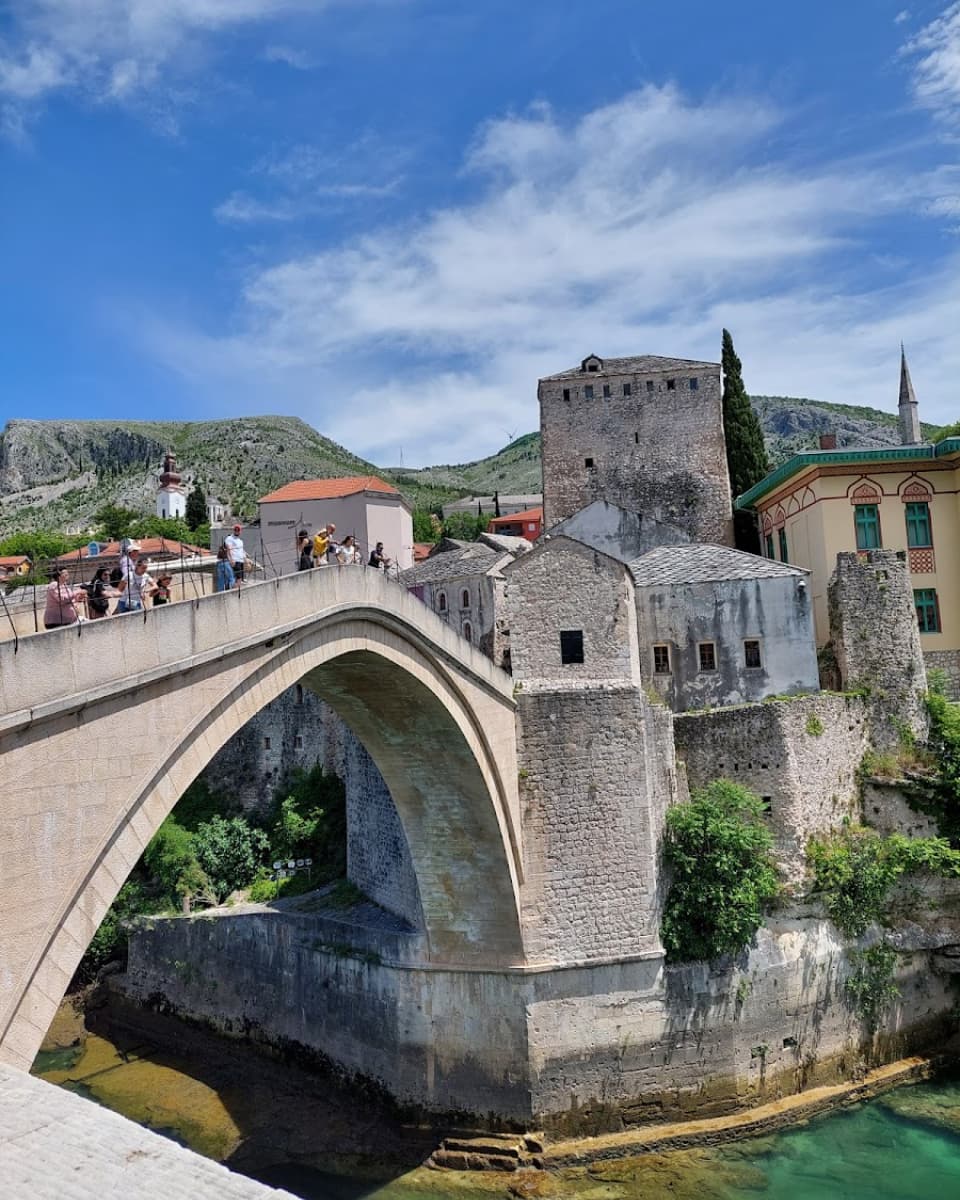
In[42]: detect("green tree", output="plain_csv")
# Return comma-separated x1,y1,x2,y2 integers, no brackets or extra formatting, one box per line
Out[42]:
934,420,960,444
0,529,84,562
412,508,442,543
661,780,779,963
131,515,193,543
186,481,207,531
95,503,139,542
441,511,488,541
268,765,346,878
193,815,269,902
721,329,769,500
143,816,199,901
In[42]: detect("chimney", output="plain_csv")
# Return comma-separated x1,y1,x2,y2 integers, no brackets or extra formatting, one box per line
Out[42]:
898,345,922,446
819,433,837,450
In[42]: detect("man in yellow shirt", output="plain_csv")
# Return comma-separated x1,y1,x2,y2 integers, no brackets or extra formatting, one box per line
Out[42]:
312,523,335,565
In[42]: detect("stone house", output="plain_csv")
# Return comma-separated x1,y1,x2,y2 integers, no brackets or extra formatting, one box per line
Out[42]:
399,534,529,667
538,353,734,545
258,476,413,576
504,535,818,712
737,351,960,692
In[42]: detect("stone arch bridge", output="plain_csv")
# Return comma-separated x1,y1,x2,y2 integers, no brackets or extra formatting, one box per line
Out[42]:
0,567,522,1072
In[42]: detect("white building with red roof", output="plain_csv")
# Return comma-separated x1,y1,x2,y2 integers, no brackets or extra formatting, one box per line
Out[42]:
257,475,413,576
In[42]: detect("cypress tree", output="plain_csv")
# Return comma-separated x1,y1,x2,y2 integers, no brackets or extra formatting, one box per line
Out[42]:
721,329,769,499
186,481,207,531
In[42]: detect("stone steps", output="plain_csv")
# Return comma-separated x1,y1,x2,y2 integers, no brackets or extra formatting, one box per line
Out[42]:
429,1131,545,1172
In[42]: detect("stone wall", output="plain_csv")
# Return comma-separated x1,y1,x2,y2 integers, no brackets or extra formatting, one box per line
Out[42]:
118,902,959,1129
505,538,639,686
673,694,868,882
344,736,423,928
924,649,960,701
539,362,733,544
515,685,676,964
828,550,928,749
861,778,941,840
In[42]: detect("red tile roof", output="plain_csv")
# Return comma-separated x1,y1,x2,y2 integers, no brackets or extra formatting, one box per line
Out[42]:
488,507,543,526
57,537,208,561
0,555,30,568
259,475,399,504
412,542,434,562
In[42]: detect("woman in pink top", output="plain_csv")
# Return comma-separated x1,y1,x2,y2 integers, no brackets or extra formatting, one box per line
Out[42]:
44,569,86,630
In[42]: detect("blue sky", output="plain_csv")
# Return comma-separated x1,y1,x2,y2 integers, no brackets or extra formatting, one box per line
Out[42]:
2,1,959,466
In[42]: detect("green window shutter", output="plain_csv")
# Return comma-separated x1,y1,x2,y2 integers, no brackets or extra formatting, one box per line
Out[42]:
854,504,881,550
914,589,941,634
905,502,932,548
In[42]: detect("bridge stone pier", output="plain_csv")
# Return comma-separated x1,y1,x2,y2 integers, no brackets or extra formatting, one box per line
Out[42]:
0,565,680,1129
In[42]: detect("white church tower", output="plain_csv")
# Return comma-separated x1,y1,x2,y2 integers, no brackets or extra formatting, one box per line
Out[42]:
156,451,187,520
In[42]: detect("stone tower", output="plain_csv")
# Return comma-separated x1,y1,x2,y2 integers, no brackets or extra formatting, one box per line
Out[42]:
156,450,186,520
899,346,922,446
538,353,733,544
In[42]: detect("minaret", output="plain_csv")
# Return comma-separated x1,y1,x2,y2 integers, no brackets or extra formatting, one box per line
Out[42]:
156,450,187,520
898,345,922,446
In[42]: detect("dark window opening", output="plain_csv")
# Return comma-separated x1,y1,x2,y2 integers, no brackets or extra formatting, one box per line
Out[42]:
634,432,639,444
264,737,272,750
761,796,773,814
584,385,594,400
915,588,941,633
295,684,304,705
778,527,789,563
562,388,570,401
666,378,676,390
689,377,698,390
584,456,594,468
698,642,717,672
653,645,671,674
438,591,447,612
623,382,632,396
294,735,303,750
783,1036,798,1049
461,588,470,609
587,362,599,371
744,639,762,669
560,629,584,665
602,384,611,398
764,532,775,559
463,622,473,643
646,380,655,392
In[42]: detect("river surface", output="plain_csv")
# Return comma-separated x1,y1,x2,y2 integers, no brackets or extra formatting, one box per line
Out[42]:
32,997,960,1200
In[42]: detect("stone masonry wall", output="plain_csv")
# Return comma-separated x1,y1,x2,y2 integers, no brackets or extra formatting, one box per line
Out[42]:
344,736,423,928
515,685,677,964
674,694,868,884
505,538,639,686
829,550,928,750
539,362,733,544
924,649,960,701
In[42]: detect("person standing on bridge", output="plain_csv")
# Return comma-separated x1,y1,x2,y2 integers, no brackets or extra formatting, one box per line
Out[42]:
297,529,313,572
224,524,246,584
367,541,392,572
215,544,236,592
44,568,87,629
116,557,155,613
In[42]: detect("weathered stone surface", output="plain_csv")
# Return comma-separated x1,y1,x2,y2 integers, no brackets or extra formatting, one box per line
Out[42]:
0,1062,295,1199
539,357,733,545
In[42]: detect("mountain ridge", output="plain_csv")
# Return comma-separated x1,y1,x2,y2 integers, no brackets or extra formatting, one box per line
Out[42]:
0,397,943,535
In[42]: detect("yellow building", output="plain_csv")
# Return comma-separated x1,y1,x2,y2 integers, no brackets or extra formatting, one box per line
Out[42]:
737,354,960,687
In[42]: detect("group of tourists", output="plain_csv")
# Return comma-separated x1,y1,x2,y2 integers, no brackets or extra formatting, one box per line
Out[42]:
43,540,176,630
296,524,392,573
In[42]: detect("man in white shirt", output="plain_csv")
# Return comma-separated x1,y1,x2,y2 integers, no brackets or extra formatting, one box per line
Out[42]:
225,524,246,583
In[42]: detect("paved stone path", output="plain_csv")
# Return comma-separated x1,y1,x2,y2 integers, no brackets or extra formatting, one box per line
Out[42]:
0,1064,296,1199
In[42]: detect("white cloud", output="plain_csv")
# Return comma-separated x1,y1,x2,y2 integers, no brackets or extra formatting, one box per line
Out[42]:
263,44,313,69
145,84,960,464
0,0,375,129
895,9,912,25
904,2,960,121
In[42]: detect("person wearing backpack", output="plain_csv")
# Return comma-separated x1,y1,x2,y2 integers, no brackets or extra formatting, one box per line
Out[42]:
87,566,111,619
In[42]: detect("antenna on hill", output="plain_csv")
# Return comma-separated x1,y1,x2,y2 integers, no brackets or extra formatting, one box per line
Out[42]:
504,429,517,445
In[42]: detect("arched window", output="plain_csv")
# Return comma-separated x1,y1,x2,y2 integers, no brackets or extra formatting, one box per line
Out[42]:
463,622,473,643
295,684,304,705
437,591,447,613
461,588,470,609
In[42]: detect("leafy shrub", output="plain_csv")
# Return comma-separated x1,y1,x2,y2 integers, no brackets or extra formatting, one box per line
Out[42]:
194,816,269,902
77,881,165,983
143,816,198,901
808,828,960,936
922,690,960,843
846,944,900,1032
661,780,780,963
806,713,825,737
267,765,346,881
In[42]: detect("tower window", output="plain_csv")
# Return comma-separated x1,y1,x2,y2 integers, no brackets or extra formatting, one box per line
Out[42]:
437,591,447,612
914,589,941,633
294,735,303,750
646,380,654,392
778,528,789,563
295,684,304,705
587,362,599,371
463,621,473,643
634,432,639,444
584,457,594,468
764,532,775,559
461,588,470,609
689,377,699,390
653,645,671,674
264,737,272,750
602,384,611,398
562,388,570,401
623,383,632,396
744,640,762,669
584,385,594,400
698,642,717,672
560,630,584,665
666,378,676,391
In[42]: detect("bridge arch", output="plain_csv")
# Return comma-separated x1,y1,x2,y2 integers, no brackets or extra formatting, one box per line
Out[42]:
0,569,521,1070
